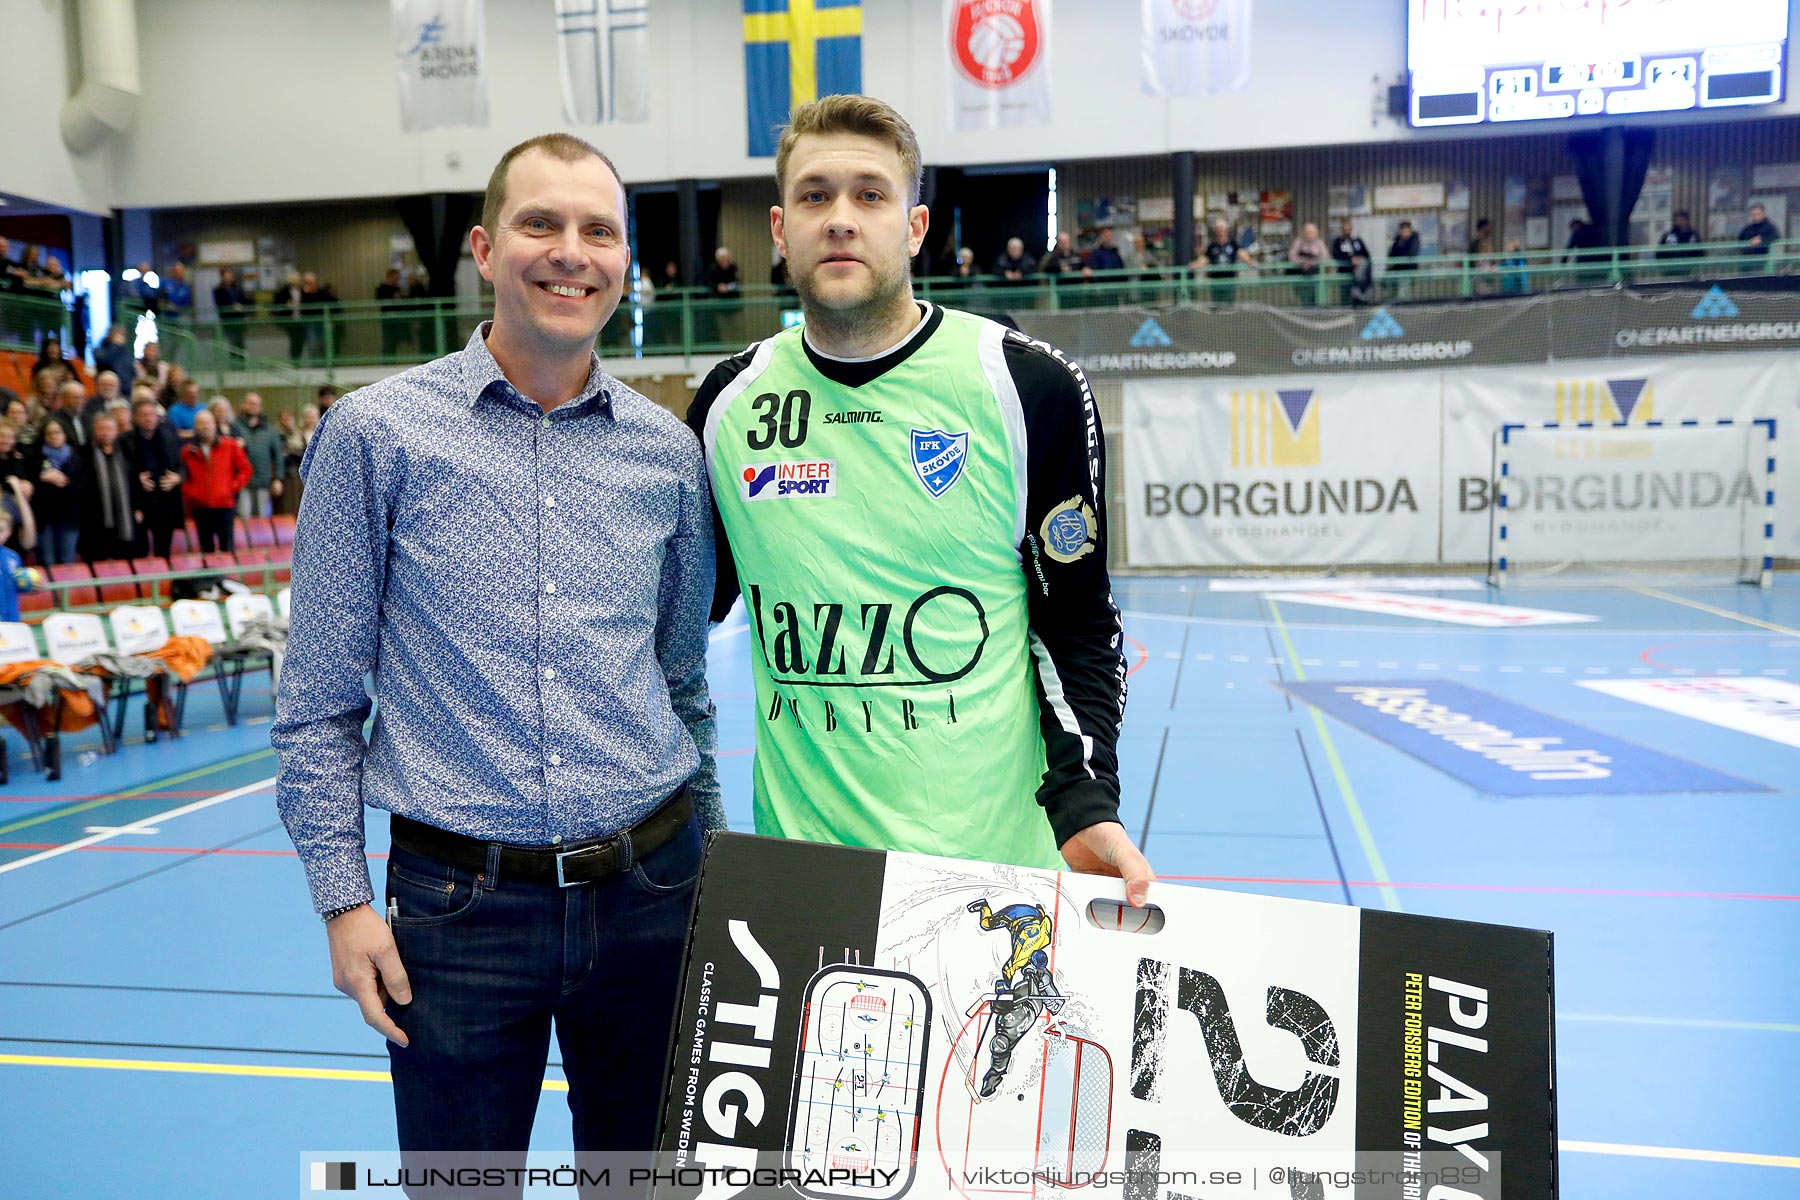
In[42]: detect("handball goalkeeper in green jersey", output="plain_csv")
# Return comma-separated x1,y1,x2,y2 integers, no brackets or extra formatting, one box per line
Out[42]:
688,95,1152,906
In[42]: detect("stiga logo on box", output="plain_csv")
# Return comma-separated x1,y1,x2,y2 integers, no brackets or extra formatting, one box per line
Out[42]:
742,460,837,501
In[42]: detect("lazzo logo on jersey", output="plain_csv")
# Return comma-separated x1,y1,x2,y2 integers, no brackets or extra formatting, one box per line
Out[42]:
911,429,970,497
742,460,838,501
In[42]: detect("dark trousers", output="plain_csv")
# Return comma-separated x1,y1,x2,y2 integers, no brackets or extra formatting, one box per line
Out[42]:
137,514,179,560
193,507,234,554
383,814,701,1199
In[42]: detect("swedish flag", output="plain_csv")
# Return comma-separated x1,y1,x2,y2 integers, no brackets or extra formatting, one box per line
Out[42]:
743,0,863,157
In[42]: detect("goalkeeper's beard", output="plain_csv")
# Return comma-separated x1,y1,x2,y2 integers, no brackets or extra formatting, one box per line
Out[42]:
792,253,915,349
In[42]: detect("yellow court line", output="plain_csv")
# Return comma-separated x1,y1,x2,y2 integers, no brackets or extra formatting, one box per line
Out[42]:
1630,586,1800,638
3,1054,1794,1166
1265,599,1401,912
0,1053,569,1091
0,748,276,838
1560,1139,1800,1170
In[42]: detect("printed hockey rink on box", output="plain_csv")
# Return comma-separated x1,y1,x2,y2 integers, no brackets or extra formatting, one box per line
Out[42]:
1,576,1797,1197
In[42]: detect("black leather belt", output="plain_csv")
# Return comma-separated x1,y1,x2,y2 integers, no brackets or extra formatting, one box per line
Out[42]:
389,786,693,887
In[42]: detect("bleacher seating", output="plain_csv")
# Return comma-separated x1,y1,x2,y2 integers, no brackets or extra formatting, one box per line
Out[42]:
47,563,97,608
272,514,295,545
245,518,276,549
132,556,170,601
235,548,271,589
92,559,139,605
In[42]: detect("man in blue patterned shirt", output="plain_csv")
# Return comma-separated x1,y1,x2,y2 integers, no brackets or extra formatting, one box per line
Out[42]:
273,133,720,1179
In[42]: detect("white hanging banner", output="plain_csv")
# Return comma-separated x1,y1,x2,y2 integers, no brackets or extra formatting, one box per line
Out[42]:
557,0,650,125
947,0,1052,130
392,0,489,133
1140,0,1251,96
1125,374,1443,567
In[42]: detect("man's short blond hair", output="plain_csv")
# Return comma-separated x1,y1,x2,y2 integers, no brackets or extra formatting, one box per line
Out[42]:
775,94,923,206
481,133,623,233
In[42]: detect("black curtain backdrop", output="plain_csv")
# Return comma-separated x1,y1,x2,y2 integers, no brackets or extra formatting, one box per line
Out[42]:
1568,127,1655,247
396,193,478,297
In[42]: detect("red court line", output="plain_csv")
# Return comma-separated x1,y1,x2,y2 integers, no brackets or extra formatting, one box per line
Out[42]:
4,844,1789,903
1124,636,1149,678
1157,873,1799,903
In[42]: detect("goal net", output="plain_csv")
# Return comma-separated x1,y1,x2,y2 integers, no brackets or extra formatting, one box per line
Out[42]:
1490,420,1774,587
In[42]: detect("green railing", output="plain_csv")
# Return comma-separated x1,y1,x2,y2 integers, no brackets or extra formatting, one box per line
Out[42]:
0,290,75,354
7,238,1788,384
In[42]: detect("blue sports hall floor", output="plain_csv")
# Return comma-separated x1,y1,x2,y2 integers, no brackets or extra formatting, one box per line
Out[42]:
1,576,1795,1197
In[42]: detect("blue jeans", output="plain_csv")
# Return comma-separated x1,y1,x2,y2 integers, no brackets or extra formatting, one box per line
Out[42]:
38,521,80,566
383,814,701,1198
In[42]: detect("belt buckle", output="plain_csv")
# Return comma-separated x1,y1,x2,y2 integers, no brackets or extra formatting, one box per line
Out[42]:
554,840,613,887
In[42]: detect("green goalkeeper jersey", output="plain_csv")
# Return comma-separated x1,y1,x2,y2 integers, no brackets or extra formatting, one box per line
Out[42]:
688,303,1124,868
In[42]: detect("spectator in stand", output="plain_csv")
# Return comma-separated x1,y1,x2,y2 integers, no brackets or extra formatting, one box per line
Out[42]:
128,396,185,559
1038,232,1087,282
316,384,340,414
299,271,339,360
1088,228,1126,274
180,409,251,554
1565,218,1606,268
16,246,46,288
28,256,70,296
0,422,36,499
1387,220,1420,298
376,267,410,359
704,247,741,296
274,270,307,360
1193,219,1255,305
653,260,681,294
45,381,88,448
138,341,170,394
31,419,84,566
34,336,70,379
83,414,136,562
1740,203,1781,256
208,396,244,441
1287,222,1328,305
81,370,121,436
236,391,284,519
408,267,437,353
1500,237,1529,295
94,323,136,388
993,237,1033,286
1468,218,1496,257
277,409,305,515
166,378,203,440
24,366,62,445
162,262,194,321
213,266,252,356
128,261,161,313
0,237,23,292
1655,210,1702,261
4,398,29,437
1330,217,1372,305
950,246,979,286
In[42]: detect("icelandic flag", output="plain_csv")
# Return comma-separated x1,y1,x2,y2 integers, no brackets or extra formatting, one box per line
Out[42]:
744,0,863,158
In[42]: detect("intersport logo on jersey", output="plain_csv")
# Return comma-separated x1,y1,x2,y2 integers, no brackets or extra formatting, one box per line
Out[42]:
741,460,837,501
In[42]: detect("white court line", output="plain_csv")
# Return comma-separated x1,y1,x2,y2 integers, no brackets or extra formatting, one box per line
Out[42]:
1119,608,1787,637
0,777,276,878
1561,1140,1800,1170
709,620,750,642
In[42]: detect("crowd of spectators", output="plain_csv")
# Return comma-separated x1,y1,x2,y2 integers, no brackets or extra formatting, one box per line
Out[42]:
0,333,332,570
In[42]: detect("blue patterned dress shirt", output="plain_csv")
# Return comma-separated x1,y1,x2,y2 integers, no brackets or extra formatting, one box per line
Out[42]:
273,324,722,914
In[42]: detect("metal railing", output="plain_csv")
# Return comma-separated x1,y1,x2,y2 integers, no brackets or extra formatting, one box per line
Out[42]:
4,238,1789,384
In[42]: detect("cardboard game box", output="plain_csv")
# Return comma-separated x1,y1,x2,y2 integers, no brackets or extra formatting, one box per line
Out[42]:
654,835,1555,1200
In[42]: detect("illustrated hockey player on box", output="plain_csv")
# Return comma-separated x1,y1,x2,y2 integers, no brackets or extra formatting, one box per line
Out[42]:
967,898,1065,1097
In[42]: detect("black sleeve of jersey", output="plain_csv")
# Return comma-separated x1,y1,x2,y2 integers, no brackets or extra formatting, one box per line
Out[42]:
685,347,760,623
1001,331,1128,848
